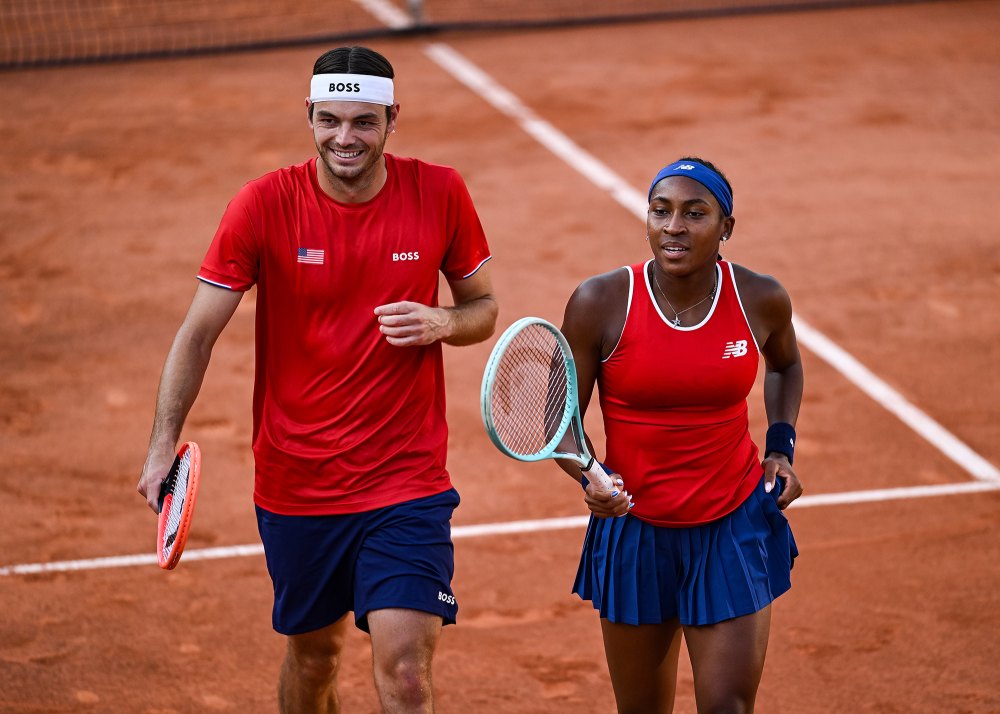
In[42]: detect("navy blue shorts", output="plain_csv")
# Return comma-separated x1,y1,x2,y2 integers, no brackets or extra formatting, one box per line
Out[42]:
573,474,797,626
255,488,461,635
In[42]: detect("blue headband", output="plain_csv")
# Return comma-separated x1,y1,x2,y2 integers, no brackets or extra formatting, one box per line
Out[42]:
647,161,733,216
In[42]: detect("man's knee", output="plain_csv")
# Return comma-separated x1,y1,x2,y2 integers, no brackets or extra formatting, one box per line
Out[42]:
285,622,348,685
288,647,341,686
375,652,433,706
368,608,441,706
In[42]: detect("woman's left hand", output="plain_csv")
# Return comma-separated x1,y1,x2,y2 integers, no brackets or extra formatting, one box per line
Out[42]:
763,455,802,509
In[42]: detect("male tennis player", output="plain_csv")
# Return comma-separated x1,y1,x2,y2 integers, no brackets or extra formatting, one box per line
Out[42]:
137,45,497,712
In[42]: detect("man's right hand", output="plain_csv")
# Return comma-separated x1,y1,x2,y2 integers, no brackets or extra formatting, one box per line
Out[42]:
137,447,176,514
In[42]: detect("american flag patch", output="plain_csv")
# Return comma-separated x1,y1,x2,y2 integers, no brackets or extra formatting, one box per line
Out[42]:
296,247,325,265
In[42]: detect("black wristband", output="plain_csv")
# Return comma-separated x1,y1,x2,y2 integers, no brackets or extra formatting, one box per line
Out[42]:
765,422,796,465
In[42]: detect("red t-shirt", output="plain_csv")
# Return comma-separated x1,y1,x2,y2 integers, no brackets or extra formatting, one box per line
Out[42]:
598,260,762,526
198,154,491,515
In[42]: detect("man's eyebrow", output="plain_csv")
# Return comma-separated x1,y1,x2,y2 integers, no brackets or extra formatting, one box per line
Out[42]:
314,109,380,120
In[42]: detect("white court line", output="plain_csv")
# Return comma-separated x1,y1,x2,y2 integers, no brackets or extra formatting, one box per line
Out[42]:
423,44,649,220
352,0,414,29
420,42,999,484
792,320,999,482
2,481,998,577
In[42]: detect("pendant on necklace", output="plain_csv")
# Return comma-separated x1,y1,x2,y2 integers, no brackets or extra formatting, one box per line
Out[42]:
671,316,681,327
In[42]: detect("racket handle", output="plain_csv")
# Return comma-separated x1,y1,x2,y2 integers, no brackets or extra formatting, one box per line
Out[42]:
157,453,181,514
582,459,615,492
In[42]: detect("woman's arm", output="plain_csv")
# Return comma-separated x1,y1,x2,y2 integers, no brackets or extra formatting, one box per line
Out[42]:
559,270,632,518
736,266,805,509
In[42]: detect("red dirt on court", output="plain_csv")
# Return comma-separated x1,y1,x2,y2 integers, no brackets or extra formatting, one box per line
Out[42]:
1,2,998,711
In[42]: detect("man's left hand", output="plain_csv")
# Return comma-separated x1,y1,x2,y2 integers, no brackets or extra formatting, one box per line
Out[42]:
375,301,451,346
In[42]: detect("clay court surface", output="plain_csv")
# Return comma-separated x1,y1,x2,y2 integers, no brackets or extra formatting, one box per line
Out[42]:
2,1,999,711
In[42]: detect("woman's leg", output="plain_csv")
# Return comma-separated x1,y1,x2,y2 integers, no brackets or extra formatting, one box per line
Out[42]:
601,618,684,714
683,605,771,714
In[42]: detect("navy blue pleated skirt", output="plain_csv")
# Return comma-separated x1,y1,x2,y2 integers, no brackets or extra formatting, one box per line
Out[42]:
573,474,797,626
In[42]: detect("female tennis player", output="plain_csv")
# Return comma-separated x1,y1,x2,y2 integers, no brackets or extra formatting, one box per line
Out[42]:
559,157,802,712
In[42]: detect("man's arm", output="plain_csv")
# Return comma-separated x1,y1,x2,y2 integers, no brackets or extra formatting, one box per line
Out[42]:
374,264,498,347
137,282,243,512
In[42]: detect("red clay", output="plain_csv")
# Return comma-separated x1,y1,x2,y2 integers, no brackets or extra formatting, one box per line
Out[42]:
1,2,998,711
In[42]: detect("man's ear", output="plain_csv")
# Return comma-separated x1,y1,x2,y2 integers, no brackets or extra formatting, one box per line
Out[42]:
387,103,400,134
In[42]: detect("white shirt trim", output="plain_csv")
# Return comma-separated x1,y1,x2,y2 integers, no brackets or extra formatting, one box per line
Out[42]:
643,259,722,331
197,275,235,290
601,265,633,364
727,261,760,353
461,255,492,279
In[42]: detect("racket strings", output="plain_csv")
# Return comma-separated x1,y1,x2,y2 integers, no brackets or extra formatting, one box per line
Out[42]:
489,326,570,456
161,451,191,553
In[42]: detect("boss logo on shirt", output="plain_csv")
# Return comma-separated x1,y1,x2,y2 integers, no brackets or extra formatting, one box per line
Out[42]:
437,591,456,605
392,251,420,262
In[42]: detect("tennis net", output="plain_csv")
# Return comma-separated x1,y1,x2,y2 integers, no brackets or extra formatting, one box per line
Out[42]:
1,0,935,69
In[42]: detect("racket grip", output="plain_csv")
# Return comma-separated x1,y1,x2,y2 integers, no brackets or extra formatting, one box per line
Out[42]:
157,453,182,514
582,460,616,492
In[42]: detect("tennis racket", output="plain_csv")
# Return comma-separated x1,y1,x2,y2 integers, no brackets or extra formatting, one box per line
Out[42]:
156,441,201,570
480,317,615,491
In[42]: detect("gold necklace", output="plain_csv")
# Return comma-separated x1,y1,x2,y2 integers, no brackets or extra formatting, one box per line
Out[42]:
651,266,717,327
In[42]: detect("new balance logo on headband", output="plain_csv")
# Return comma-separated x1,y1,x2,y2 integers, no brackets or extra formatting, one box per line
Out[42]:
722,340,748,359
648,160,734,215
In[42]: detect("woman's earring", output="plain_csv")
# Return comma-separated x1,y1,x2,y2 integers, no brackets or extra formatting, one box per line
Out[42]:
721,234,729,242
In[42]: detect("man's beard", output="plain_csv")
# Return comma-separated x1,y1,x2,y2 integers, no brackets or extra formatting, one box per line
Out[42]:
316,135,387,186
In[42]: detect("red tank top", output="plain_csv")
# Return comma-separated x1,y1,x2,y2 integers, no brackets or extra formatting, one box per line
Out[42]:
598,259,762,526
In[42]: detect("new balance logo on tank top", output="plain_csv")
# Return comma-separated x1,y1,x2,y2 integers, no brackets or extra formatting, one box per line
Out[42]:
598,260,762,526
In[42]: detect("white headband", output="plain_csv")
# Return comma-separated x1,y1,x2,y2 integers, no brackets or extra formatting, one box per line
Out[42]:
309,73,394,106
